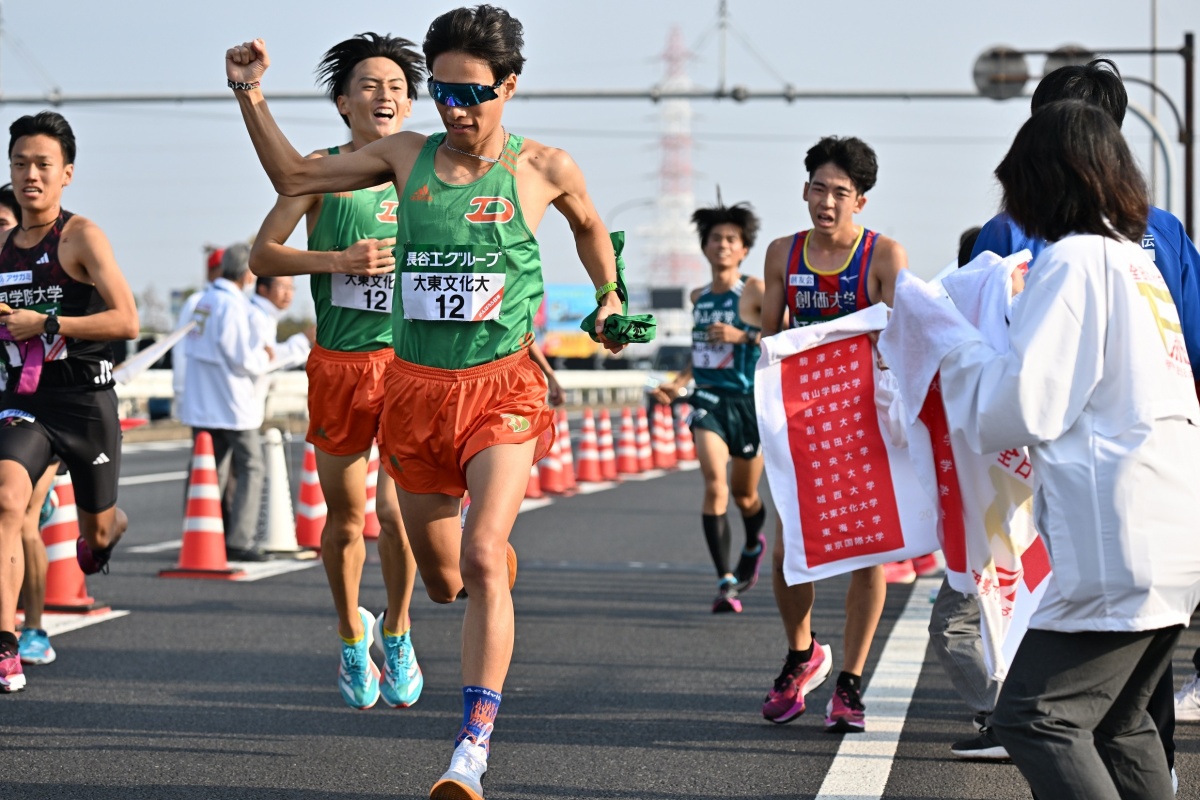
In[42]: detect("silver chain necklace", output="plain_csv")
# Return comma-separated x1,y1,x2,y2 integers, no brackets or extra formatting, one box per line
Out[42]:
443,130,509,164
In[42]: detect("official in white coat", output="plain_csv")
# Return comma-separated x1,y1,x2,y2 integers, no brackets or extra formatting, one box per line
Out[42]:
181,244,273,561
248,274,312,417
882,100,1200,800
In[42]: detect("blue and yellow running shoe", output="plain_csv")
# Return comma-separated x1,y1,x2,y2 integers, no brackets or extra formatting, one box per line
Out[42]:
18,627,56,665
373,615,423,708
338,607,380,710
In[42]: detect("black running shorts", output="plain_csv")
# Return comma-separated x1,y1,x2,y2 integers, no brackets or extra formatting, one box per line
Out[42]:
688,388,762,460
0,388,121,513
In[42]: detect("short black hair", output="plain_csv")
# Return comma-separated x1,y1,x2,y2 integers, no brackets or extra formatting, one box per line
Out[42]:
0,184,20,225
424,5,526,82
997,100,1147,244
957,226,981,267
9,111,76,165
316,33,425,127
256,275,277,294
1031,58,1126,128
804,136,877,194
691,202,760,250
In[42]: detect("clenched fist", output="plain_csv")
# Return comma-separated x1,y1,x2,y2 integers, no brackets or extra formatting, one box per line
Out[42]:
338,237,397,276
226,39,270,85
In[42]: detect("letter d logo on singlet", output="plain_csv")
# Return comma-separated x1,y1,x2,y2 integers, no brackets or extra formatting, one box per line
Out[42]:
464,196,516,224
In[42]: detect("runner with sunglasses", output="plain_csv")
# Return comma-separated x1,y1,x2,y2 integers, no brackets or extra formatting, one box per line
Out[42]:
226,6,623,799
248,33,425,713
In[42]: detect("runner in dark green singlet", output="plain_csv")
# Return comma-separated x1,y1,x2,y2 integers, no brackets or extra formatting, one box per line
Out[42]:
653,202,767,615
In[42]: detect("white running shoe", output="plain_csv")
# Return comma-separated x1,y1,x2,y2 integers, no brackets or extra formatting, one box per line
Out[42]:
1175,670,1200,722
430,736,489,800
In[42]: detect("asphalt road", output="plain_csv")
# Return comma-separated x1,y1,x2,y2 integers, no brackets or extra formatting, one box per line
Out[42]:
2,437,1198,799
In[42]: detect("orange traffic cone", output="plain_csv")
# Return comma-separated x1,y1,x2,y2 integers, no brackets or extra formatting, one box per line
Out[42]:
675,403,697,461
40,473,110,613
616,407,640,475
161,432,246,579
556,411,577,491
363,441,381,540
636,407,654,473
295,443,326,550
653,405,678,470
538,433,567,494
576,409,603,483
597,408,618,480
525,462,544,499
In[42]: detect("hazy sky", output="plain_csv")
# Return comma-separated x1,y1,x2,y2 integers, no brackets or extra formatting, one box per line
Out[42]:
1,0,1196,321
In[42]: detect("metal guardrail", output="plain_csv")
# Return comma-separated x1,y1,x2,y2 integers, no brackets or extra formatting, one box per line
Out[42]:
115,368,653,419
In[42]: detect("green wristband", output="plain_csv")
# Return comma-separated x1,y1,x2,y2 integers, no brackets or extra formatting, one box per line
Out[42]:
594,281,618,303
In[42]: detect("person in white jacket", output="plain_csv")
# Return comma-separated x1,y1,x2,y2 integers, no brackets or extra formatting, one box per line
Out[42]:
248,274,313,416
171,246,224,421
882,100,1200,800
181,244,274,561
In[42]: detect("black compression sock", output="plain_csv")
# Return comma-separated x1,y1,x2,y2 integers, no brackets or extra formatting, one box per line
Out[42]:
701,514,732,576
786,639,815,666
837,671,862,691
741,503,766,550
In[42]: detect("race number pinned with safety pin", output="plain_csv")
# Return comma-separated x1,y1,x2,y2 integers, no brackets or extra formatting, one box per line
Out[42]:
692,332,735,369
401,244,507,322
331,273,395,314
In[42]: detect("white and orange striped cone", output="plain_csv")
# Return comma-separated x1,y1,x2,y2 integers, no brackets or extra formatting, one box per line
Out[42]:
161,432,246,580
362,441,381,540
556,410,577,492
538,433,567,494
636,406,655,473
652,404,678,470
39,473,110,613
525,462,544,499
295,442,327,551
597,408,618,481
616,407,640,475
674,403,697,462
259,428,303,556
576,409,603,483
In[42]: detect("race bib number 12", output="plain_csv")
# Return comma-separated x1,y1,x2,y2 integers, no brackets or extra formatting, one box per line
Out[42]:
331,273,394,314
401,245,507,322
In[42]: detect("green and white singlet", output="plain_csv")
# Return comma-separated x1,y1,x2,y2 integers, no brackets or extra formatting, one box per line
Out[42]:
394,133,543,370
308,145,397,352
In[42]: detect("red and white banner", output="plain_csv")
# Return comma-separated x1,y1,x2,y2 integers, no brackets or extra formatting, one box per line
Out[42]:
917,376,1050,678
756,305,940,585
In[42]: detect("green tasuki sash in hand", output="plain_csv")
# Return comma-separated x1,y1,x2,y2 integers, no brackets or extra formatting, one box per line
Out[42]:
580,231,657,344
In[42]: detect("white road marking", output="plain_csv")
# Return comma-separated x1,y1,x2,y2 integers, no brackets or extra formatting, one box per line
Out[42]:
232,559,321,582
814,577,939,800
126,540,183,554
17,609,131,636
125,462,699,575
119,471,188,486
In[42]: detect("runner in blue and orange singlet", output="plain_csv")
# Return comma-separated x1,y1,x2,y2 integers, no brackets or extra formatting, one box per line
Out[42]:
759,136,907,734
